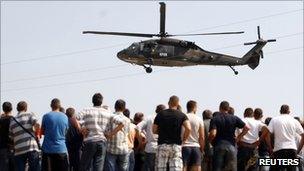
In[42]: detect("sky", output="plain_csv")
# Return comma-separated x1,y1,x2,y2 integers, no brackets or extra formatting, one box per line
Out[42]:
1,1,303,121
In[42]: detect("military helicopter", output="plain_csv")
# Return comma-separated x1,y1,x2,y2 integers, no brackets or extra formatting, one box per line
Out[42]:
83,2,276,75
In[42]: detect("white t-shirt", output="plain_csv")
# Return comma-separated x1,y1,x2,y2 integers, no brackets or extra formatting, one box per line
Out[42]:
182,113,204,147
267,114,304,152
241,117,266,144
136,116,158,153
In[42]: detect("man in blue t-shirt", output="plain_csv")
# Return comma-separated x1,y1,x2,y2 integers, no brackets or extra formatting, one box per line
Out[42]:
209,101,249,171
41,98,69,171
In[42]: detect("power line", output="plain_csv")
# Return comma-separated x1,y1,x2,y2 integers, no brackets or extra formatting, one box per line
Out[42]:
1,9,302,66
185,9,303,33
1,64,128,84
2,46,302,93
1,32,302,84
1,43,129,65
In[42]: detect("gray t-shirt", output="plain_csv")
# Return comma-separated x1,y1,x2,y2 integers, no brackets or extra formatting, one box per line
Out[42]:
136,116,158,153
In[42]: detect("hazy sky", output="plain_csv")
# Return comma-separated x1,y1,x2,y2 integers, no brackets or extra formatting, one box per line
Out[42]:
1,1,303,121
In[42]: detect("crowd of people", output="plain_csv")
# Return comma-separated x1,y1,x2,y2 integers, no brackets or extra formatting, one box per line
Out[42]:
0,93,304,171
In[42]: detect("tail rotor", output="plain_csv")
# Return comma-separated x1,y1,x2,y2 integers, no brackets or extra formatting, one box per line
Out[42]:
244,26,276,58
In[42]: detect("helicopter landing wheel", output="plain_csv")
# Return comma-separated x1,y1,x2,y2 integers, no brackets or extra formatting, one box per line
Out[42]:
229,66,238,75
145,67,153,73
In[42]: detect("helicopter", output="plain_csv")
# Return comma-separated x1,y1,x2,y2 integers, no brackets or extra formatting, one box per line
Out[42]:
83,2,276,75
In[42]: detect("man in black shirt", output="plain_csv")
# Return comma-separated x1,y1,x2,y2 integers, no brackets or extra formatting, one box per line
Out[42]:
209,101,249,171
0,102,14,171
153,95,191,171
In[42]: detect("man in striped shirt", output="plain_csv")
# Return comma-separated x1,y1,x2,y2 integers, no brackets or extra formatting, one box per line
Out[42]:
74,93,124,171
105,99,131,171
9,101,40,171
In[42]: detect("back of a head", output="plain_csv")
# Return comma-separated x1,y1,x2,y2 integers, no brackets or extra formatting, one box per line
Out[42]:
133,112,144,125
60,107,65,113
168,95,179,108
17,101,27,112
155,104,166,114
244,107,254,118
92,93,103,106
254,108,263,120
202,109,212,120
228,107,235,115
280,104,290,114
123,109,130,118
115,99,126,112
2,102,13,113
66,107,75,118
219,101,229,112
186,100,197,113
51,98,61,111
265,117,272,125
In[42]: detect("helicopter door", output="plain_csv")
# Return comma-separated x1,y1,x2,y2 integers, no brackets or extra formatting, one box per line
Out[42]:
156,45,174,58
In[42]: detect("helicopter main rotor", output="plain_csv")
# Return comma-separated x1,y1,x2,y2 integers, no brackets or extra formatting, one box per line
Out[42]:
83,2,244,38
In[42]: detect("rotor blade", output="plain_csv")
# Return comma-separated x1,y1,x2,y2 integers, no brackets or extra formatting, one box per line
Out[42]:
257,26,261,39
244,41,257,45
83,31,157,38
159,2,166,36
267,39,276,42
167,31,244,37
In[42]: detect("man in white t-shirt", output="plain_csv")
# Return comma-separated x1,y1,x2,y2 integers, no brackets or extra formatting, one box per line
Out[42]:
181,100,204,171
266,104,304,171
136,104,166,171
237,108,267,171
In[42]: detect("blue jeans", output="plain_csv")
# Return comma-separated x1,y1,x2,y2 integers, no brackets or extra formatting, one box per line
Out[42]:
0,148,14,171
128,150,135,171
213,141,237,171
144,152,156,171
80,140,107,171
105,152,129,171
15,151,40,171
237,146,256,171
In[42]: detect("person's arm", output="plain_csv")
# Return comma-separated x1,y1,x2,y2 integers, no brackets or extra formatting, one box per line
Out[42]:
153,114,160,134
182,120,191,143
208,118,216,142
105,123,124,139
297,133,304,154
236,125,249,143
198,122,205,152
208,128,217,142
152,124,158,134
136,120,147,147
105,115,125,139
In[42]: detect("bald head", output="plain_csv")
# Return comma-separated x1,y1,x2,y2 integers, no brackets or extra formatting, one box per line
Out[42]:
168,95,179,109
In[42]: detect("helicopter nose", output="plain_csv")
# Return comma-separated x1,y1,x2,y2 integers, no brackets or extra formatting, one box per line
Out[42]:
117,49,126,59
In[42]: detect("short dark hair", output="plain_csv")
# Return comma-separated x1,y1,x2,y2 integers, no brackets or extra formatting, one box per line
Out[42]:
280,104,290,114
186,100,197,113
228,107,235,115
60,107,65,113
17,101,27,112
51,98,61,110
202,110,212,120
219,101,229,111
123,109,130,118
265,117,272,125
155,104,166,114
244,108,254,117
254,108,263,119
115,99,126,111
168,95,179,107
133,112,144,124
92,93,103,106
2,102,12,113
66,107,75,118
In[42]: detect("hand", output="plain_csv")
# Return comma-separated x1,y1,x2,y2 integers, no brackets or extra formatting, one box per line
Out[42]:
81,127,89,137
105,132,113,139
